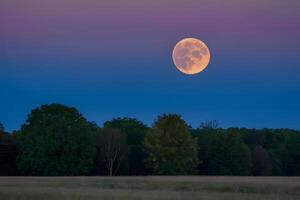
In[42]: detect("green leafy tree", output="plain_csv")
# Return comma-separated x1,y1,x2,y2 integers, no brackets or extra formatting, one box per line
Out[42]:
192,123,222,175
209,131,251,175
285,132,300,175
262,129,287,175
17,104,96,175
104,117,148,175
144,114,199,175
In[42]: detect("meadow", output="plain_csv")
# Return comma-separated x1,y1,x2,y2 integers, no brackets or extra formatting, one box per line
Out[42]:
0,176,299,200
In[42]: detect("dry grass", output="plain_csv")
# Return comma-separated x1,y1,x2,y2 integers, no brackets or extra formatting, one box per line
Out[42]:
0,176,299,200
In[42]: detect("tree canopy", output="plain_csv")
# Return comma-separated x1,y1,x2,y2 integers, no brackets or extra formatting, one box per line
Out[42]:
144,114,199,175
17,104,96,175
209,131,251,175
1,104,299,176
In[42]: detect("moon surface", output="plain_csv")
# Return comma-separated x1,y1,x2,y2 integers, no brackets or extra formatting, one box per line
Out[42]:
172,38,211,75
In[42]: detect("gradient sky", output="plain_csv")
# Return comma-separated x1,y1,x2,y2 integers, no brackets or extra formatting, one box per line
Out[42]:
1,0,300,131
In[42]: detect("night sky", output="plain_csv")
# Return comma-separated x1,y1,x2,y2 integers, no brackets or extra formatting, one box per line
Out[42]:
1,0,300,131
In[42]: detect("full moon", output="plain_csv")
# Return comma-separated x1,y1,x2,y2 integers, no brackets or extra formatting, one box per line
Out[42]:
172,38,211,75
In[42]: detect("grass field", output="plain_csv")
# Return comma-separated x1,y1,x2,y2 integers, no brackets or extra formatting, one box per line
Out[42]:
0,176,299,200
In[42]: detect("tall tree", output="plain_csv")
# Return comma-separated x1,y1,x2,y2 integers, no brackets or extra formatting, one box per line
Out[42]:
252,145,272,176
144,114,199,175
262,129,287,175
97,128,127,176
104,117,148,175
17,104,96,175
285,132,300,175
209,131,251,175
192,124,221,175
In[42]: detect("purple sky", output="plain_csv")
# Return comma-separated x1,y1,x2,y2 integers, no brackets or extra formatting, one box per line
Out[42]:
1,0,300,131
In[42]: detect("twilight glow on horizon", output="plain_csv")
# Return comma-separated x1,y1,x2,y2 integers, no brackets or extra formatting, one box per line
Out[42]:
0,0,300,131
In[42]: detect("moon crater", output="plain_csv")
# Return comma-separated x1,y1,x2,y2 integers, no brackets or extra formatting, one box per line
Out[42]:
172,38,211,75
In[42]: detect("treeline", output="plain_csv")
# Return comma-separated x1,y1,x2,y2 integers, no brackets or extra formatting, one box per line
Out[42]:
0,104,299,176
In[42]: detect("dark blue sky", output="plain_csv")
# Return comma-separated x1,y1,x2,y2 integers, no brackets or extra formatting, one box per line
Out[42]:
1,0,300,131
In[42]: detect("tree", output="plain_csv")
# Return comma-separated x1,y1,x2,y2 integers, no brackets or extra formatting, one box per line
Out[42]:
104,117,148,175
192,125,221,175
96,128,127,176
261,129,287,175
252,145,272,176
0,128,19,176
17,104,96,175
144,114,199,175
209,131,251,175
285,132,300,175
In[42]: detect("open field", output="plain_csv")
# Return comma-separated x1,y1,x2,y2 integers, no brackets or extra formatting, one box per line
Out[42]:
0,176,299,200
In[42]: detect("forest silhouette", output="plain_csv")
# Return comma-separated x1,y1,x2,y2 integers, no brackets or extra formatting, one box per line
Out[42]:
0,103,299,176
